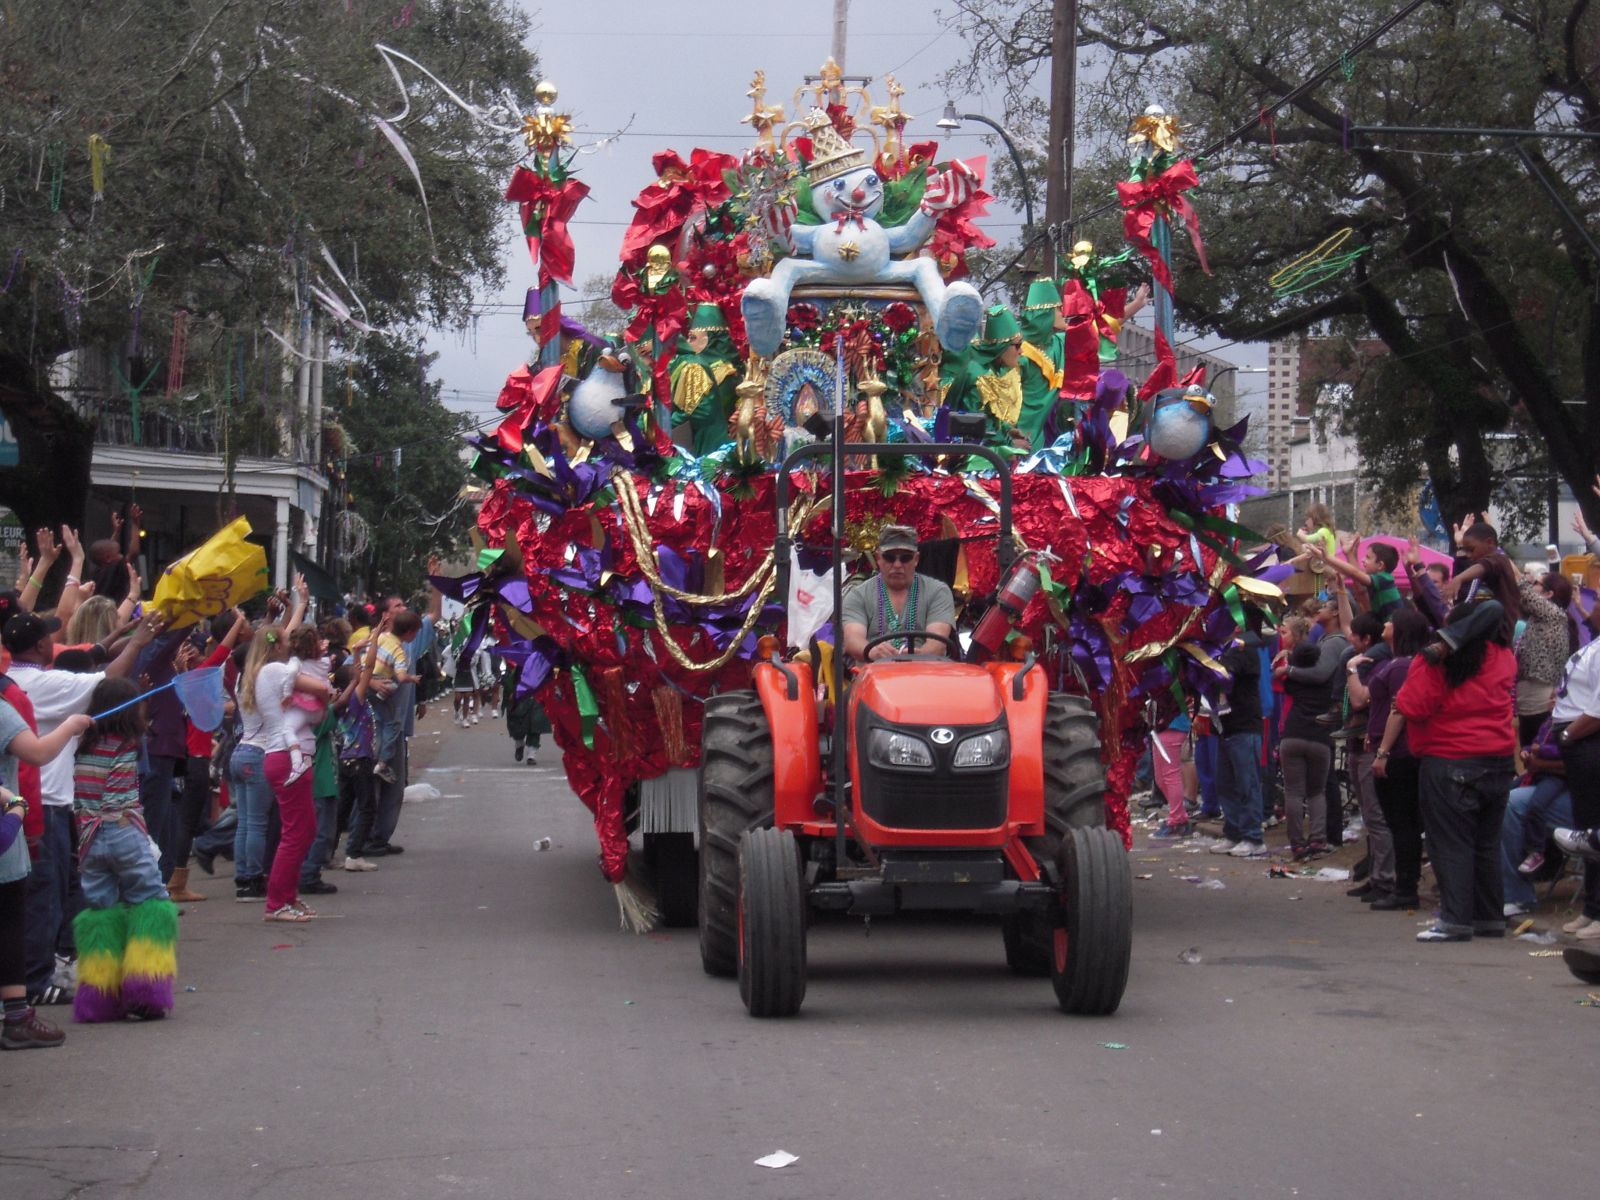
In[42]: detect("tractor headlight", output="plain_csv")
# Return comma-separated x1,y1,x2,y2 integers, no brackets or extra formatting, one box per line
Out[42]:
870,729,933,770
953,730,1009,769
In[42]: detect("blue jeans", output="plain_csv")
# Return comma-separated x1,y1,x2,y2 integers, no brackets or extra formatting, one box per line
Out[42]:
1216,731,1265,844
229,745,272,883
370,692,403,768
80,820,168,908
1500,776,1572,907
23,805,82,994
300,795,338,884
142,753,181,879
1195,734,1220,815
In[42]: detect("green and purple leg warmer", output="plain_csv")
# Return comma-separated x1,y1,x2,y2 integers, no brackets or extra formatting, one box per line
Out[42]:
72,899,178,1022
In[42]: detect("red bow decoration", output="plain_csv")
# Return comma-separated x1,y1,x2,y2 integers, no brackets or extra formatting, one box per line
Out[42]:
505,167,590,286
618,148,737,267
613,278,686,403
926,154,996,280
494,363,564,455
1115,158,1211,293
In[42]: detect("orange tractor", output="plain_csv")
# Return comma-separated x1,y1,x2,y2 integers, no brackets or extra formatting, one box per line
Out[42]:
696,436,1132,1017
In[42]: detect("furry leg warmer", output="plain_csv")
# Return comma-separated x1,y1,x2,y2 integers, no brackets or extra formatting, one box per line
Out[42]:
119,897,178,1018
72,904,129,1023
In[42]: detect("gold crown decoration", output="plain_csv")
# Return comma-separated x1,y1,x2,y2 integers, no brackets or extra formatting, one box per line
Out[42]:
741,70,786,153
802,108,868,185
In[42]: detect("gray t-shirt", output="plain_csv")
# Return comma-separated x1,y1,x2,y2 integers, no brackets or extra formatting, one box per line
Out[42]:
0,696,33,884
841,573,957,646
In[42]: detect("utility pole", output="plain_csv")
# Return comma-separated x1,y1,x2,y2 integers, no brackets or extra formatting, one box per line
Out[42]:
1044,0,1077,254
832,0,849,72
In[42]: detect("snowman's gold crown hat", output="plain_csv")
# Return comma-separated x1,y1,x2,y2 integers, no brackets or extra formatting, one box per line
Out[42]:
803,109,868,186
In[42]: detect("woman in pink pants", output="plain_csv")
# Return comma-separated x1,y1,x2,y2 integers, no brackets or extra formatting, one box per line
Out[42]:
238,625,331,922
1151,692,1198,839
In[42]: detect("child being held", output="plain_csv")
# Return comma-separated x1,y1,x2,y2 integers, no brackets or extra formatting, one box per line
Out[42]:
283,626,330,787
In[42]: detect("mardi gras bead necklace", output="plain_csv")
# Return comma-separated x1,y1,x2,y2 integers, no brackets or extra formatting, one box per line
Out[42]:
877,573,920,653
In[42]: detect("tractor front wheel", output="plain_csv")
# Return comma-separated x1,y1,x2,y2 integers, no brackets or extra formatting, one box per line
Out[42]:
737,828,807,1017
1006,694,1105,976
1050,825,1132,1015
699,692,775,976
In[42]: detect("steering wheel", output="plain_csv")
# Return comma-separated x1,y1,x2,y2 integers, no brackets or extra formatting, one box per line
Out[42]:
861,629,961,660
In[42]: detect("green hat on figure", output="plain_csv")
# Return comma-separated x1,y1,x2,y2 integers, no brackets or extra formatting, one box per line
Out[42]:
690,303,727,332
1020,278,1062,345
973,303,1022,352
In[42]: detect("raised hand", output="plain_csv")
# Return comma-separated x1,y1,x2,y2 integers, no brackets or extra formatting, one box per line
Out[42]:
132,609,167,646
1575,509,1593,541
1123,282,1152,319
59,526,81,561
293,572,310,602
34,528,58,562
1404,536,1423,567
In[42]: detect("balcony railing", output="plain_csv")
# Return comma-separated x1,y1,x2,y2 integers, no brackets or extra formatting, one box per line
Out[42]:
81,392,286,461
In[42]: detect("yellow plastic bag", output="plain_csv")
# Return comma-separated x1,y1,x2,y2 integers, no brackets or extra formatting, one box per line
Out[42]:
150,516,271,630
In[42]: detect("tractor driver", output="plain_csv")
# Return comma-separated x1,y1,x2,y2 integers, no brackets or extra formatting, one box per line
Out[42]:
841,525,957,661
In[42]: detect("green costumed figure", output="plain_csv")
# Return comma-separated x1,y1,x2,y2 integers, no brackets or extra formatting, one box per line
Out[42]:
669,303,741,455
942,304,1024,444
1017,278,1065,450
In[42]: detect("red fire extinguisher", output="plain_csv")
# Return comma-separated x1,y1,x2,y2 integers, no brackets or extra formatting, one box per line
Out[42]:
970,551,1047,660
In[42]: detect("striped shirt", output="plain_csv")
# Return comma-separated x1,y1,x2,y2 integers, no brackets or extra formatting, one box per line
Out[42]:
1369,571,1402,620
73,735,142,816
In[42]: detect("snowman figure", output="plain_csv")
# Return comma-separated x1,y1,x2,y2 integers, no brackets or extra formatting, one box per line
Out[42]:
741,110,985,358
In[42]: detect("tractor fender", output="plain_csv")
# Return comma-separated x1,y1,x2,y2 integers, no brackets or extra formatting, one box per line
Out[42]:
985,661,1047,835
754,659,822,830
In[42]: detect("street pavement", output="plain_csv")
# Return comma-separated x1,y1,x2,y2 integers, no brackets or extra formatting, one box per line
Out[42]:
2,709,1595,1199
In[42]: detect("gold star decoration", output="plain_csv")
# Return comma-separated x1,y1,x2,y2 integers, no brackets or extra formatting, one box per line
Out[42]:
838,240,860,262
1127,109,1182,156
522,111,573,153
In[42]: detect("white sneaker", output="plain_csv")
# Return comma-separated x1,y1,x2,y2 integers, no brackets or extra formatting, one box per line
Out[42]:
1562,914,1596,934
1577,922,1600,941
1208,839,1239,855
342,857,378,872
1503,902,1533,918
1229,840,1268,858
471,713,480,725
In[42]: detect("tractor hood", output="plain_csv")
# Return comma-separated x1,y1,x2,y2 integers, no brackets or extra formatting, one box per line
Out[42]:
852,660,1005,727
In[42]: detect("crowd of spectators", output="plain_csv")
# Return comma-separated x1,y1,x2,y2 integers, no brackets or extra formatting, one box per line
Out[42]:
1140,509,1600,946
0,515,443,1050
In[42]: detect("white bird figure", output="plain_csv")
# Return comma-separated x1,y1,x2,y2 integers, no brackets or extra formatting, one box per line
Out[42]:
1145,384,1215,461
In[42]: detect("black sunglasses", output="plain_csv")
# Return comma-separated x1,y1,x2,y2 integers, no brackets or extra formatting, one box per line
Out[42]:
880,550,916,564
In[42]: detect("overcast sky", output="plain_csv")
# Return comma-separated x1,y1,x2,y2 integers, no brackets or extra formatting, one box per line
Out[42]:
426,0,1264,432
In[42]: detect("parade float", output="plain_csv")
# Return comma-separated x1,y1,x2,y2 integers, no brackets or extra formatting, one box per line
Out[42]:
442,64,1277,933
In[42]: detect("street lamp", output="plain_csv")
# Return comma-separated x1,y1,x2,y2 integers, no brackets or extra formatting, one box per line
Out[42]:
937,102,1034,234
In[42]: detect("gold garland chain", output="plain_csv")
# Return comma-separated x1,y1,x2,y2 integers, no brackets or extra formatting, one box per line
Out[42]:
610,471,825,672
647,569,779,673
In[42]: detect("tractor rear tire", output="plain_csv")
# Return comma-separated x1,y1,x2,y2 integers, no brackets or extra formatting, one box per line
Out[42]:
1005,695,1106,976
645,832,698,928
1050,825,1133,1015
699,692,775,977
737,828,807,1017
